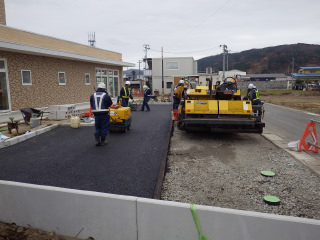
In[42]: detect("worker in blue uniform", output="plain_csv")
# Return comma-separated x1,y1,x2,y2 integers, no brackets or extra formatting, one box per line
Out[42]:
140,85,151,112
120,81,133,107
90,83,113,146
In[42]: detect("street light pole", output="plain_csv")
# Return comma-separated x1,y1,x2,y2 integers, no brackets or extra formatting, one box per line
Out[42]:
161,47,165,102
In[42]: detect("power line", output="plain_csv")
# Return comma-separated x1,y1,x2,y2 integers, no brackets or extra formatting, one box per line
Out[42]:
149,46,220,55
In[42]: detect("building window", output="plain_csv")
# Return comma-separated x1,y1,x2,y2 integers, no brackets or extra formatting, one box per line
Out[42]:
85,73,90,85
166,82,173,89
21,70,32,85
166,62,178,70
58,72,66,85
95,68,119,97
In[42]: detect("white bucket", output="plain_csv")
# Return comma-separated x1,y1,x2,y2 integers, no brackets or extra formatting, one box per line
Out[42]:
288,140,300,151
30,118,40,128
70,116,80,128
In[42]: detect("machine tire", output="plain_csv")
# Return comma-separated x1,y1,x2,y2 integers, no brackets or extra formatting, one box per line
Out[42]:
177,121,184,130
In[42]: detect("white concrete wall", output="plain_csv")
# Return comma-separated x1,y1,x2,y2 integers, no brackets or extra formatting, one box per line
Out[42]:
0,180,320,240
151,57,196,94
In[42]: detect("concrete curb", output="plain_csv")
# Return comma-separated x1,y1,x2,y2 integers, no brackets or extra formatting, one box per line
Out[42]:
262,130,320,176
1,180,320,240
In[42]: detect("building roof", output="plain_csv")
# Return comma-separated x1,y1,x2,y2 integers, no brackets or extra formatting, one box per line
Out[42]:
292,73,320,78
0,25,134,67
299,67,320,70
246,73,287,78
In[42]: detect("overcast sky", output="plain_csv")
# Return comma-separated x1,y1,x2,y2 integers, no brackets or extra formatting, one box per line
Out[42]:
4,0,320,68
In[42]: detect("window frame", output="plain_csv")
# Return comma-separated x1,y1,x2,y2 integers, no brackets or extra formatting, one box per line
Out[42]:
21,70,32,85
85,73,90,85
166,62,179,70
58,72,66,85
166,82,173,89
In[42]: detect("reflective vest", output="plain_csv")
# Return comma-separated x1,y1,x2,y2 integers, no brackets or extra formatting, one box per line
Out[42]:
253,89,259,101
122,87,130,98
92,92,109,112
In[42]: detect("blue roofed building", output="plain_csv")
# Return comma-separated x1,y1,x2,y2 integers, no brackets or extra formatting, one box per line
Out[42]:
292,67,320,83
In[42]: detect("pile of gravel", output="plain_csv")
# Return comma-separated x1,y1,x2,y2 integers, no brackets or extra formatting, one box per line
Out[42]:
161,127,320,220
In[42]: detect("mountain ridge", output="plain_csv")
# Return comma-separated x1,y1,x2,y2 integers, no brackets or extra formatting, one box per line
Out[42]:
197,43,320,74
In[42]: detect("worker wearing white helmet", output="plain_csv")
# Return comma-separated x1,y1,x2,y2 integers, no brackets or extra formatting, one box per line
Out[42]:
90,82,113,146
172,79,185,110
140,84,151,112
120,80,133,107
247,83,260,105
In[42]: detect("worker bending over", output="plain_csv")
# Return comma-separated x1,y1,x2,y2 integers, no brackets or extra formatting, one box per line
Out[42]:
173,79,185,110
247,83,260,105
140,85,151,112
120,81,133,107
90,83,113,146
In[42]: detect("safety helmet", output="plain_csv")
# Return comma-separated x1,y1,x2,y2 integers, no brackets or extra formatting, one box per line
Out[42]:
98,83,106,89
125,81,130,85
143,85,148,90
179,79,184,84
248,83,254,89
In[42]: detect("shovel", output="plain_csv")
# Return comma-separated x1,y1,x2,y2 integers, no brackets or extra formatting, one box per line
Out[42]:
190,204,211,240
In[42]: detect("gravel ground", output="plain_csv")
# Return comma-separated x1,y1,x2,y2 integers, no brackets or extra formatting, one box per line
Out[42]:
161,124,320,220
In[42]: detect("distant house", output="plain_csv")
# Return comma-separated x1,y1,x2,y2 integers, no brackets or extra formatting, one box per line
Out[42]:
144,57,197,95
292,67,320,83
0,0,133,112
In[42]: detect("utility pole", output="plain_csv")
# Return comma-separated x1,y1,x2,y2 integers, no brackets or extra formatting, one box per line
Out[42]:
137,60,142,79
161,47,165,102
292,57,295,74
220,44,228,80
227,50,229,71
143,44,150,71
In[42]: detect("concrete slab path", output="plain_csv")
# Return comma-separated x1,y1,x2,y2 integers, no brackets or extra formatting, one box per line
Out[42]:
0,105,172,198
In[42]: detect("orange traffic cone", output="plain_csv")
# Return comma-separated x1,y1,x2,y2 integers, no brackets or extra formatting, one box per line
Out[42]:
298,121,318,153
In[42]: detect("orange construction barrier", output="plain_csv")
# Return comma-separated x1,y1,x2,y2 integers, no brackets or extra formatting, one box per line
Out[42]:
298,121,318,153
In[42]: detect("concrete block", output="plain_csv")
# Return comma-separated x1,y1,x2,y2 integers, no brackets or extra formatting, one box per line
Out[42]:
3,140,10,147
47,105,61,111
16,134,27,143
0,141,6,149
47,111,57,120
48,124,58,131
137,198,320,240
25,131,36,139
6,137,18,146
0,181,138,240
35,128,47,136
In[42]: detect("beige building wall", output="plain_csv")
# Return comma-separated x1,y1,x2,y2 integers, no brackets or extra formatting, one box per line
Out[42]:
0,0,6,25
1,51,122,110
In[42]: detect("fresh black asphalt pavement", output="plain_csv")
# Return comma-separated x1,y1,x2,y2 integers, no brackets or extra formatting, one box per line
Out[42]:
0,105,172,198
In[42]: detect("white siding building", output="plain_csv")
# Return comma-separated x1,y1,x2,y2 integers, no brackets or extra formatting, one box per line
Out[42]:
145,57,197,95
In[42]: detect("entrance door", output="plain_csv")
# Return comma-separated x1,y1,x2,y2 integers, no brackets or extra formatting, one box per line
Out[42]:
0,59,10,111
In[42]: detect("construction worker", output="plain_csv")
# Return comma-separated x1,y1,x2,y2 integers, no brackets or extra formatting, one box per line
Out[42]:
90,83,113,146
140,85,151,112
173,79,185,110
248,83,260,105
120,81,133,107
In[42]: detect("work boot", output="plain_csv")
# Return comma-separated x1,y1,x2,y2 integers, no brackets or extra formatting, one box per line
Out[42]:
95,136,101,146
101,136,108,146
